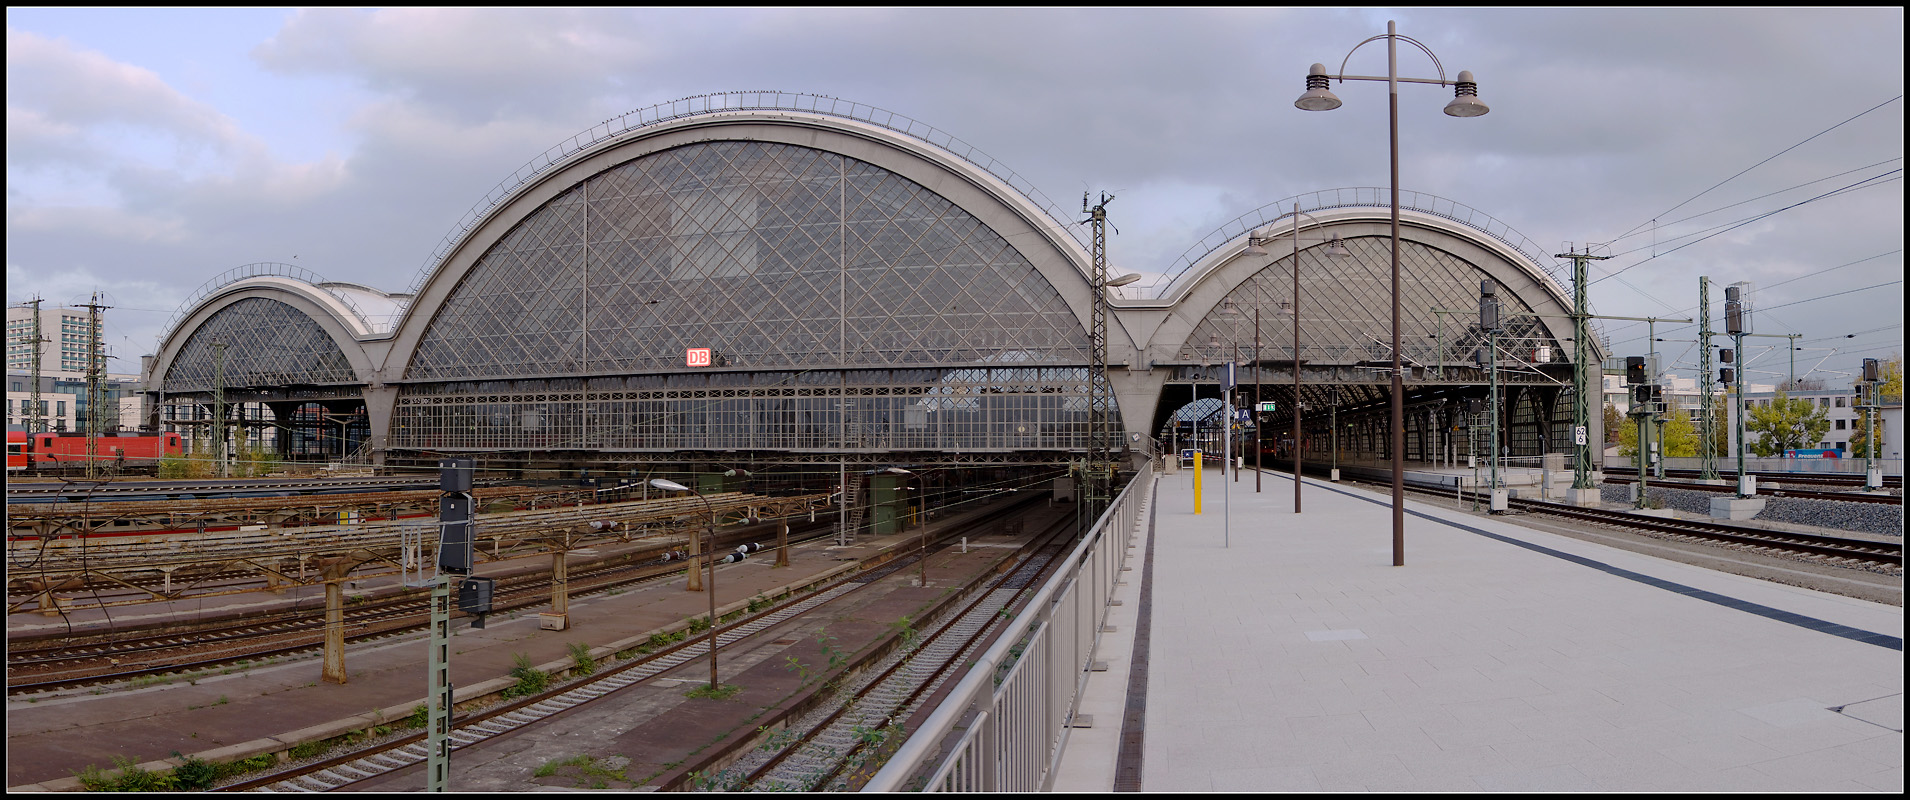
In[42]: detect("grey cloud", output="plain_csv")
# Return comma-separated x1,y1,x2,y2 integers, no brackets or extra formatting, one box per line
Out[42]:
5,8,1902,378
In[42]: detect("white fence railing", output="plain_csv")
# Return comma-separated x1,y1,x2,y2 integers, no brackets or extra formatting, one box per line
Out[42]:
864,460,1154,792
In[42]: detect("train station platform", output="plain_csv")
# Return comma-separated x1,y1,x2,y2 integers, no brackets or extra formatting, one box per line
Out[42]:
1056,465,1902,792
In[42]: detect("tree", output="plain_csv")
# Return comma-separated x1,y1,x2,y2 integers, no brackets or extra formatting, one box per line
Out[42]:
1878,354,1904,405
1746,391,1830,456
1661,409,1699,458
1617,408,1697,459
1848,412,1880,459
1602,403,1622,445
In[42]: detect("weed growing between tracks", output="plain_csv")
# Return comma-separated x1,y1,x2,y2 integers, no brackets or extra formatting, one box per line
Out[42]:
684,683,743,700
82,749,298,792
534,753,633,789
503,652,553,698
783,625,850,687
567,642,596,675
75,756,171,791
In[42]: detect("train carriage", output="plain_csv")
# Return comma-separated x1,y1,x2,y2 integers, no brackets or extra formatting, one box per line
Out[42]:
6,430,183,472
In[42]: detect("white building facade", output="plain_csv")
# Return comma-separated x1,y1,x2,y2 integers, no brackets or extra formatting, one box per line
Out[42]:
6,305,102,377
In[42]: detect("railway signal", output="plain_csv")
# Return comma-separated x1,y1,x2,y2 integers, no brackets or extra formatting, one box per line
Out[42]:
457,577,495,629
429,456,476,791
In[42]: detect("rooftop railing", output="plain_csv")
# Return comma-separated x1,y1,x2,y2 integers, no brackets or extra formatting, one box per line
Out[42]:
156,263,376,352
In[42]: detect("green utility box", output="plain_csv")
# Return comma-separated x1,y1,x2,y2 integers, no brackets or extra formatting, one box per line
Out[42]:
870,473,910,536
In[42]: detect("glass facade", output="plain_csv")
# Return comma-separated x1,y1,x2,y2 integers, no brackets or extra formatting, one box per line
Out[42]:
163,298,358,392
395,141,1102,452
1185,237,1559,367
393,366,1092,452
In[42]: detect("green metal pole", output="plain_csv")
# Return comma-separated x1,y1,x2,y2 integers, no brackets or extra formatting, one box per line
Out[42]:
1633,406,1650,510
1489,327,1500,503
1698,277,1719,480
1553,248,1609,492
1735,331,1749,497
427,572,451,791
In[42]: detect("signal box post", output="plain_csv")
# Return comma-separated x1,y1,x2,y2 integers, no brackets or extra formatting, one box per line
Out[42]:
428,457,475,792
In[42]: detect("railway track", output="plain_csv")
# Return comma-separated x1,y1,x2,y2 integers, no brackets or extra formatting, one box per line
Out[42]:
5,525,813,695
211,497,1055,792
1606,467,1901,490
1501,495,1902,565
4,475,509,503
1334,473,1904,567
719,512,1079,791
1604,475,1902,505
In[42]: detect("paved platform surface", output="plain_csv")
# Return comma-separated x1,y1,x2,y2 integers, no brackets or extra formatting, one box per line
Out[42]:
1056,466,1902,792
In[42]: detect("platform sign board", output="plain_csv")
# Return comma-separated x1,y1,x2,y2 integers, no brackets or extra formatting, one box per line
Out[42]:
686,348,714,367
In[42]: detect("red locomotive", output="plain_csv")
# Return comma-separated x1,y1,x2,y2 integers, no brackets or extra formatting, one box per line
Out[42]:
6,430,183,472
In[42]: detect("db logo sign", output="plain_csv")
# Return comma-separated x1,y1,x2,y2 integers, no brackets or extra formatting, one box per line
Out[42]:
686,348,713,367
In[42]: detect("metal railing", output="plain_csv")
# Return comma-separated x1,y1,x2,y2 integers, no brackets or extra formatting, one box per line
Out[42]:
157,262,377,352
864,460,1153,791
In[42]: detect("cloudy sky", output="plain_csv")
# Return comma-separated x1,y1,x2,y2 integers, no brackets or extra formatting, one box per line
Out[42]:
7,7,1902,388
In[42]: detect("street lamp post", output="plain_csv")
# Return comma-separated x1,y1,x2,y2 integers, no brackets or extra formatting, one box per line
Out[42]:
650,478,720,690
1298,20,1489,565
1248,207,1349,512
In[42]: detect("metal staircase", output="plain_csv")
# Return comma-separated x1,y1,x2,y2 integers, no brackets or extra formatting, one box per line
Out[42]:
841,476,865,544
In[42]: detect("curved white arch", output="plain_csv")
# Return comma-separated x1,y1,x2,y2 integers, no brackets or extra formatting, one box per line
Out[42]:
148,276,380,392
1120,206,1597,369
387,111,1102,382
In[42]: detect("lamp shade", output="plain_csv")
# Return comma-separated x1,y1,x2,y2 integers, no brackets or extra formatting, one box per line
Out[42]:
1296,63,1342,111
1443,70,1489,117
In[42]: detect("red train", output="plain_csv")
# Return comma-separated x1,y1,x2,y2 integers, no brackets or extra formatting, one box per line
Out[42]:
6,430,184,472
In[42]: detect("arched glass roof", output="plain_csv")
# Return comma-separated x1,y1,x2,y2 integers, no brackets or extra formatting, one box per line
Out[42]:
1182,237,1561,368
162,297,358,392
406,140,1089,381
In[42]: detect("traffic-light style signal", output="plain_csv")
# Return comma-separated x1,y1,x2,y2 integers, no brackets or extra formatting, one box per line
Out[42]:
1625,356,1647,385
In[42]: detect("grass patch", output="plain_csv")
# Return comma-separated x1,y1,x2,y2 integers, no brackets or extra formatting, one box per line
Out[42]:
502,652,552,699
683,683,742,701
567,642,596,676
169,754,220,791
287,739,331,760
533,754,631,788
75,756,172,792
